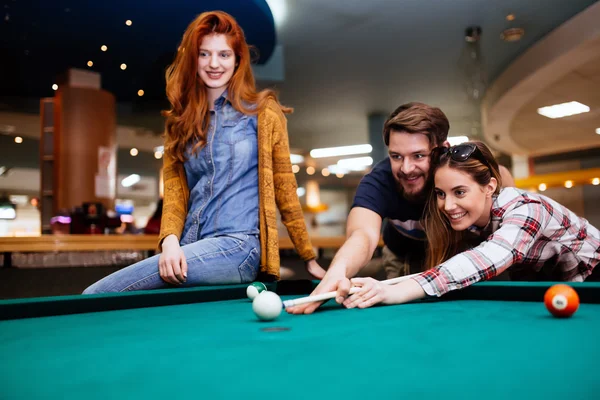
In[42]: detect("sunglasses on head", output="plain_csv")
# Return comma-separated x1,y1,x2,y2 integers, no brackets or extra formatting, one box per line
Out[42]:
432,143,489,169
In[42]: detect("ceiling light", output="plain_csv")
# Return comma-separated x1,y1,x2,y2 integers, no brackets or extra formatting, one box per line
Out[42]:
327,165,349,175
120,63,127,70
290,154,304,164
592,178,600,186
537,101,590,119
448,136,469,146
296,187,305,197
0,125,16,134
292,165,300,173
310,144,372,158
125,20,132,26
87,61,93,67
121,174,141,188
564,180,574,189
14,136,23,144
306,166,315,175
137,89,144,96
336,172,344,178
538,183,547,192
596,128,600,135
9,195,28,205
52,84,58,91
101,45,108,52
321,168,330,177
130,148,138,156
501,27,524,42
337,157,373,170
153,146,164,159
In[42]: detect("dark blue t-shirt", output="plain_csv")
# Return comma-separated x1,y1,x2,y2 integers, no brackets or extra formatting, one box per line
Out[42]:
351,158,426,258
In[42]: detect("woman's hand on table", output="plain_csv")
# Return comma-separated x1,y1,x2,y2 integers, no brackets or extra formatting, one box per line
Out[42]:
159,235,187,285
344,277,427,308
343,277,391,309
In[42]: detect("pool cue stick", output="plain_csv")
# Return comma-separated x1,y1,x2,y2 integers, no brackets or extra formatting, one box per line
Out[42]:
282,273,420,308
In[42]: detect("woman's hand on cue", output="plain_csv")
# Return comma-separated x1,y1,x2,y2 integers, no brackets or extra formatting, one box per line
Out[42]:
345,277,427,308
343,277,390,309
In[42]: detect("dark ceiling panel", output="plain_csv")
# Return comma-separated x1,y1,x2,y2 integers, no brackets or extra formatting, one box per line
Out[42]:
0,0,276,103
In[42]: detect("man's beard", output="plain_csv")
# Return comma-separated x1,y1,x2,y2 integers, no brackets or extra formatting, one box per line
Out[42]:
396,175,432,203
402,187,428,203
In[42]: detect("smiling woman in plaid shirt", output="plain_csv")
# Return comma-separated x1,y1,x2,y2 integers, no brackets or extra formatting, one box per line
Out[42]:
342,141,600,308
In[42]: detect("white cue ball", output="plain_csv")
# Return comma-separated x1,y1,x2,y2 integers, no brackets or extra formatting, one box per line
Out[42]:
252,291,283,321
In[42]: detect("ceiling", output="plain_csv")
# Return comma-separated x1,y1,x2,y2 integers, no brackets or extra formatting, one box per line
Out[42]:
0,0,275,102
272,0,599,153
511,52,600,154
1,0,599,180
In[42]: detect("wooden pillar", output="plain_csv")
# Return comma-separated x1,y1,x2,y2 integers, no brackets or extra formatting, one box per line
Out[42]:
54,86,116,212
38,69,117,233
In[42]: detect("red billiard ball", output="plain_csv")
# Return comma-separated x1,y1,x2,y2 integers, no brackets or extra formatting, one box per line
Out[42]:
544,284,579,318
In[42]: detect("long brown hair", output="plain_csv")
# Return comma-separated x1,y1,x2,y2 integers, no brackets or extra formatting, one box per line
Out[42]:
424,141,502,269
162,11,291,162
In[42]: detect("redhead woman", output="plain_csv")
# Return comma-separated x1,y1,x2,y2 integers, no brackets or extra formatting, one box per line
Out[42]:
84,11,324,294
338,141,599,308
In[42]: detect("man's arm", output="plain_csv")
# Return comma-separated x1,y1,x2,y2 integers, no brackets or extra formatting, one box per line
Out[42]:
327,207,383,279
286,207,382,315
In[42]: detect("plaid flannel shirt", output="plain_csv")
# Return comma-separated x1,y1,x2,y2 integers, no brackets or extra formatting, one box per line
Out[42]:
414,188,600,297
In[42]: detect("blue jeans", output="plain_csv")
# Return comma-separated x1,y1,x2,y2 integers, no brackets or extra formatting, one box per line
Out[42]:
83,233,260,294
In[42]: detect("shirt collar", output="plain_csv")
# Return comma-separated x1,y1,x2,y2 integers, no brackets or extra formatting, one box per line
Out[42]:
466,220,492,236
466,194,498,236
213,90,230,110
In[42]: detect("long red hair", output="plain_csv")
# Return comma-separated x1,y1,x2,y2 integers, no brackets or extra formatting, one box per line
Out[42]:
162,11,291,162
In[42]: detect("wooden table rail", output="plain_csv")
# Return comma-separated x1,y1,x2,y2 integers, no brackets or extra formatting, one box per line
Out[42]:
0,235,384,268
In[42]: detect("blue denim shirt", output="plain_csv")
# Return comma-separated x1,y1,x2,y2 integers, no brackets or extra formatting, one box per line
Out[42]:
180,93,259,245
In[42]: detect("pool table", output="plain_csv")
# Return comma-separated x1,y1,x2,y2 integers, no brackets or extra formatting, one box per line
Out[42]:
1,281,599,400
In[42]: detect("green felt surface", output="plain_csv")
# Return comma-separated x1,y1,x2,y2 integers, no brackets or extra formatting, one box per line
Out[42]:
1,286,600,400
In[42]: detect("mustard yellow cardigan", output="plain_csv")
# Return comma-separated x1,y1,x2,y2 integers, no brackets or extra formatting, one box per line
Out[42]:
158,99,316,281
